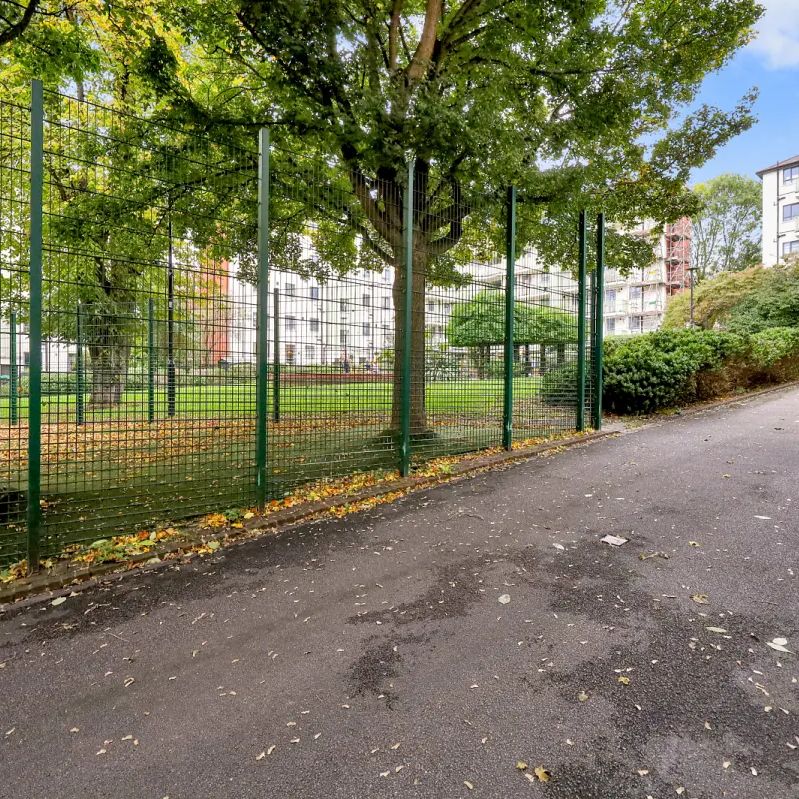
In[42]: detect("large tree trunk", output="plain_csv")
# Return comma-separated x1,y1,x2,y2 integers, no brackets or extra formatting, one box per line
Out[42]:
390,253,428,435
86,310,130,407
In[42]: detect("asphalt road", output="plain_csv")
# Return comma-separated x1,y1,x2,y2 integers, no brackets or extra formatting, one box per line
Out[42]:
1,387,798,799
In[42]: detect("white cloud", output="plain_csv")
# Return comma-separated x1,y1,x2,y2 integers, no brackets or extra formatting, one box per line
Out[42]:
748,0,799,69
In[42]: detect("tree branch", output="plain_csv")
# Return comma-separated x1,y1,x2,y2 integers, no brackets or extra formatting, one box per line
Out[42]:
0,0,39,46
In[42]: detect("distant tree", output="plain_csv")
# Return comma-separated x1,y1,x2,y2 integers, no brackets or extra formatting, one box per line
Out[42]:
661,264,799,331
691,173,761,280
447,289,574,377
726,263,799,333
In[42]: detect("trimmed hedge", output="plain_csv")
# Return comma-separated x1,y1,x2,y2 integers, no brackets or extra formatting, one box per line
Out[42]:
542,327,799,415
603,328,799,414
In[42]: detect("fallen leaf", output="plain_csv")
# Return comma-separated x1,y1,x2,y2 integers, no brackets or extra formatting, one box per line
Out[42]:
766,637,792,654
51,597,66,607
534,767,551,782
577,691,589,702
516,761,528,771
552,543,565,551
255,751,265,761
637,769,649,776
464,780,474,790
691,593,709,604
601,534,628,546
498,594,511,605
705,627,727,634
617,676,631,685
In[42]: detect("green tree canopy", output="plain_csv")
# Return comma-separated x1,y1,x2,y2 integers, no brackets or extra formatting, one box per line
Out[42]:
691,173,761,280
662,264,799,332
447,290,575,347
6,0,764,427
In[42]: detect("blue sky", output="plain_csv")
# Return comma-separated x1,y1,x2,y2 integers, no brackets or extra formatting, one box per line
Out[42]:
689,0,799,185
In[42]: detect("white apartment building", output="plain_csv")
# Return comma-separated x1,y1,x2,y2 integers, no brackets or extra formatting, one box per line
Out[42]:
0,320,75,379
430,219,690,341
758,155,799,266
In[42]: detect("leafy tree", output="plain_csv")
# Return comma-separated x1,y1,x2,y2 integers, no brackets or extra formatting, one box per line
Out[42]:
8,0,762,428
134,0,760,433
662,266,769,329
691,173,761,280
726,263,799,333
1,4,255,403
0,0,41,47
447,289,574,376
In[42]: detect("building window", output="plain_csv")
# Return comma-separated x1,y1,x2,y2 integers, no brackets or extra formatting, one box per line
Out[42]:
339,328,347,344
285,315,296,332
310,286,320,300
285,283,295,297
783,166,799,184
362,293,371,307
783,202,799,221
362,322,371,337
630,315,644,333
605,317,616,335
783,240,799,256
305,345,314,359
605,289,617,312
383,297,391,309
309,318,320,332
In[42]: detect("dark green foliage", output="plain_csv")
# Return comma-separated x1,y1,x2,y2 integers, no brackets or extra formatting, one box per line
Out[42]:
749,328,799,380
664,264,799,332
447,289,576,348
726,268,799,333
540,362,578,407
603,327,799,414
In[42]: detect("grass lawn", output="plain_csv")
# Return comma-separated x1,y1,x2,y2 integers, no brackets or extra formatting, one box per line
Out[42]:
0,377,542,422
0,375,561,562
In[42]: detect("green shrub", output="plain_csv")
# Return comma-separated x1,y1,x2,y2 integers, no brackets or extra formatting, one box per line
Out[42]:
602,330,750,414
540,361,577,406
749,327,799,381
19,372,81,396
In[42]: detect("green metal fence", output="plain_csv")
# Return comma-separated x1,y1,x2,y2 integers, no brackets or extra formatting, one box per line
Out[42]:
0,83,604,569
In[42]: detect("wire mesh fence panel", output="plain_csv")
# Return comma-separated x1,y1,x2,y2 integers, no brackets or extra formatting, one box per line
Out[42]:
0,99,31,564
33,90,259,557
411,181,507,462
512,251,584,440
266,150,401,495
2,82,603,568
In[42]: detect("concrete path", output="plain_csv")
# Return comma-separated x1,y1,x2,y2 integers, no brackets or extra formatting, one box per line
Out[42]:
1,387,797,799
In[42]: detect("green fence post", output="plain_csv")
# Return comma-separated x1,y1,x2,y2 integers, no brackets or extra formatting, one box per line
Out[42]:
502,185,517,450
255,128,270,508
75,303,85,425
27,79,44,572
576,209,587,432
166,207,176,418
147,298,155,423
272,286,280,423
9,311,18,425
399,160,414,477
593,213,605,429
